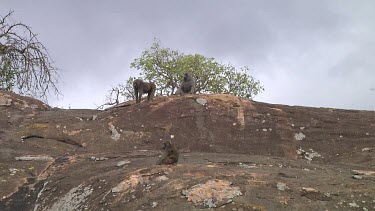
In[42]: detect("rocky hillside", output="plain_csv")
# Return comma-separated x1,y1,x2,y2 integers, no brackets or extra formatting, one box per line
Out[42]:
0,90,374,211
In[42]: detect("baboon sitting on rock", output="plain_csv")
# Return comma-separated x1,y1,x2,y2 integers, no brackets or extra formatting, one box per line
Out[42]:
133,79,156,103
156,141,179,165
175,73,195,95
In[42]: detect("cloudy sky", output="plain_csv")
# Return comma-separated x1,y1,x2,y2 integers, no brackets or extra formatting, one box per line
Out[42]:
1,1,374,110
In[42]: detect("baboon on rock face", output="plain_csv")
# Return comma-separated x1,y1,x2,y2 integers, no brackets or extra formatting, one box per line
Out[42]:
156,141,179,165
133,79,156,103
175,73,195,95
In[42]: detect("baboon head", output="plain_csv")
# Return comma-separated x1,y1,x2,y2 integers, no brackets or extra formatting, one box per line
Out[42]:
183,73,191,81
133,79,141,89
161,141,172,150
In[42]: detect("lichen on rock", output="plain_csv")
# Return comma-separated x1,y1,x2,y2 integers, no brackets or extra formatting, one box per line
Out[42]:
182,179,242,208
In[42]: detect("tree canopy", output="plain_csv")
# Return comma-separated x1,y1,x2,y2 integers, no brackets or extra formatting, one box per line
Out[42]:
0,11,59,100
102,40,264,108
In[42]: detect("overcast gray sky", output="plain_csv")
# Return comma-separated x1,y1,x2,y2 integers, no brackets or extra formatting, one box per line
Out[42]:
1,0,374,110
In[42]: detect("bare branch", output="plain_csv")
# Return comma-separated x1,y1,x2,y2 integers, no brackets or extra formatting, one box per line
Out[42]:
0,10,59,101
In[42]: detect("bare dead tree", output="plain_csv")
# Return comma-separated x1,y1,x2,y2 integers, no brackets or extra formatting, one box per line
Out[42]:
0,11,59,100
97,82,135,109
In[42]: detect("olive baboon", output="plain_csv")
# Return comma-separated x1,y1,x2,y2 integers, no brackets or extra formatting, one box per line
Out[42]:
175,73,196,95
156,141,179,165
133,79,156,103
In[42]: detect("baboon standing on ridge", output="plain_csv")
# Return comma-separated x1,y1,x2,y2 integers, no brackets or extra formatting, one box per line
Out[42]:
175,73,196,95
156,141,179,165
133,79,156,103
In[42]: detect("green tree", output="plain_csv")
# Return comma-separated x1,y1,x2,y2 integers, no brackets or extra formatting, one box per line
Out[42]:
130,41,183,96
103,40,264,107
222,65,264,98
179,54,224,94
0,11,59,99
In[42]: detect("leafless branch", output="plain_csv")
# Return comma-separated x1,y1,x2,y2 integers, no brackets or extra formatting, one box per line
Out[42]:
0,10,59,101
97,83,135,110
